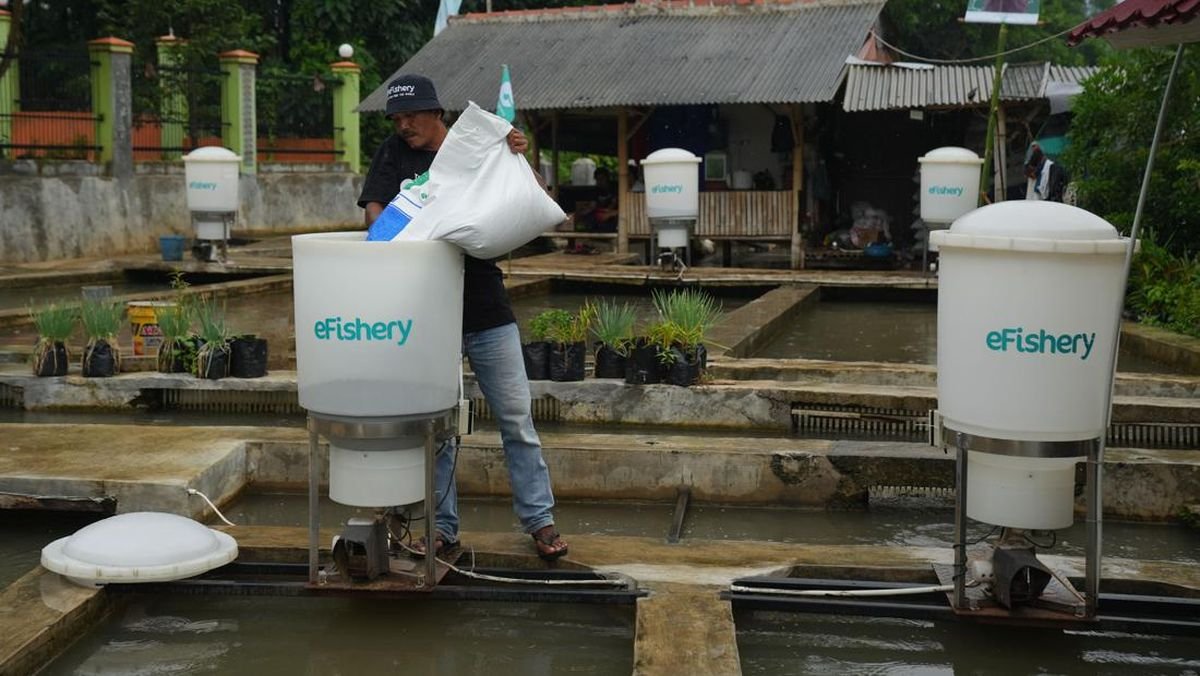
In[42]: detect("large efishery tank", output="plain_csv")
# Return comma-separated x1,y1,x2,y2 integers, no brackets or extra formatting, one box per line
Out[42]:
293,233,464,506
931,201,1128,529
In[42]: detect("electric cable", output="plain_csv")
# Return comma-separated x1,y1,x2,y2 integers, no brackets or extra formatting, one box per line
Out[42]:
729,583,962,598
186,488,236,527
868,26,1077,65
1023,530,1057,549
385,519,626,587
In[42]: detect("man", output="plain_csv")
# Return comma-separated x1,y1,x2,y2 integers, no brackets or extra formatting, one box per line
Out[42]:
358,74,568,561
1025,145,1067,203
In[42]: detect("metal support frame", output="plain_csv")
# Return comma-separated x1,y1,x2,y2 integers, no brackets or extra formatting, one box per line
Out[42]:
952,439,968,610
945,424,1102,617
306,410,454,590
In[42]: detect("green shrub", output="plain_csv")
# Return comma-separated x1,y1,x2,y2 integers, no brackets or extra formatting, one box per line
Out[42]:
528,309,570,342
1126,237,1200,338
29,302,76,343
591,299,637,356
80,298,124,341
651,288,723,351
545,302,596,344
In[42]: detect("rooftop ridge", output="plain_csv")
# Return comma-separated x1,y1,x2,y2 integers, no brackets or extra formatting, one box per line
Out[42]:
453,0,879,24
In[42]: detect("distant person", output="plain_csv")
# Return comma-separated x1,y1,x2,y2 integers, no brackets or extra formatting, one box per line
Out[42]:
357,74,568,562
629,160,645,192
1025,145,1067,202
579,167,618,232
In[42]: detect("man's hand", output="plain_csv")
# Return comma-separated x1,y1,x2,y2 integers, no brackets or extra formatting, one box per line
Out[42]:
507,128,529,155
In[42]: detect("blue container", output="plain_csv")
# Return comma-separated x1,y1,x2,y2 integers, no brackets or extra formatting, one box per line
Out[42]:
160,235,186,261
864,242,893,259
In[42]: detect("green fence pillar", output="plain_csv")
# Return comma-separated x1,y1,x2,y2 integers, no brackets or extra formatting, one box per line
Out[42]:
219,49,257,174
87,37,133,176
330,59,360,173
0,10,18,160
155,33,186,160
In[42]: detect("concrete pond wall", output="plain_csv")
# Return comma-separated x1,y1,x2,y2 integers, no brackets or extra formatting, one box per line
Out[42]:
0,161,364,263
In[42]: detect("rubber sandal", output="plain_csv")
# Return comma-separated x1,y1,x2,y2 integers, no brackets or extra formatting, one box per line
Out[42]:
532,526,568,561
409,534,460,558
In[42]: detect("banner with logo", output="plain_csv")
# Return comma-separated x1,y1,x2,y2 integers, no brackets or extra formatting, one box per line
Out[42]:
964,0,1041,25
496,65,516,123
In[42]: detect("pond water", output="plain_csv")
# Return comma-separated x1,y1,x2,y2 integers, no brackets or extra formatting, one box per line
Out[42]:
753,300,1185,375
737,610,1200,675
0,511,102,589
0,280,169,312
43,595,634,675
221,495,1198,566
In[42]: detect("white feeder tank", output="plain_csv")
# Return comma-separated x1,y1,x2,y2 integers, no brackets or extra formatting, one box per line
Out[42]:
183,146,241,240
642,148,701,249
919,147,983,253
932,201,1129,530
293,233,464,507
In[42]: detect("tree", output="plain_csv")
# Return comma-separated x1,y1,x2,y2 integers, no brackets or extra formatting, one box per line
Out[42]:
881,0,1114,65
1063,47,1200,255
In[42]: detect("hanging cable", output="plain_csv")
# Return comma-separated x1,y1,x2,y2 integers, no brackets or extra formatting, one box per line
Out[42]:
868,27,1077,65
187,488,236,527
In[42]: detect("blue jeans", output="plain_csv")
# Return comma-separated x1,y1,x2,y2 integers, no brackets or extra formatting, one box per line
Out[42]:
435,322,555,541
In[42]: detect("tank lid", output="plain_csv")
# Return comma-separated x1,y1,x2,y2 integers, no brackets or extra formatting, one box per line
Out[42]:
41,512,238,587
931,202,1129,254
642,148,701,165
918,146,983,165
183,146,242,163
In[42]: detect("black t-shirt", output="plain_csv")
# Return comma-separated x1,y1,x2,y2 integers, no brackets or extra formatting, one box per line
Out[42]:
358,134,516,335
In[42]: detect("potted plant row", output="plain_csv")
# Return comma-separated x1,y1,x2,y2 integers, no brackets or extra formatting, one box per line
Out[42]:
28,298,124,378
26,273,268,381
521,304,596,382
156,273,268,380
519,289,721,387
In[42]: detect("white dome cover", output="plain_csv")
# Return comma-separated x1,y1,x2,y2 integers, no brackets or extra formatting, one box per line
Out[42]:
41,512,238,588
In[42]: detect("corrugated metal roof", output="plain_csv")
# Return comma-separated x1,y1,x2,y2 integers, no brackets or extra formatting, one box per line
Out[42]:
359,1,886,112
1068,0,1200,46
842,62,1098,112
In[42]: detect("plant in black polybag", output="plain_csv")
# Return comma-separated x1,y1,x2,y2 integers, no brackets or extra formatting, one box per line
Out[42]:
155,276,197,374
522,309,564,381
591,298,636,379
650,288,723,386
229,334,269,378
29,302,76,377
546,303,594,382
80,298,124,378
193,295,230,380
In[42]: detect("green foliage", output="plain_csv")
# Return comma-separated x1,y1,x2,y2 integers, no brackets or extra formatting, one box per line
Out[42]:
651,288,723,349
29,302,76,342
646,320,685,366
545,302,596,344
193,295,229,346
590,298,637,355
528,309,570,342
156,273,195,343
79,298,124,340
1126,236,1200,338
881,0,1113,65
1063,47,1200,255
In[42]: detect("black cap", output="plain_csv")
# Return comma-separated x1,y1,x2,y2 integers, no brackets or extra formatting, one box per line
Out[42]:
385,74,442,117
